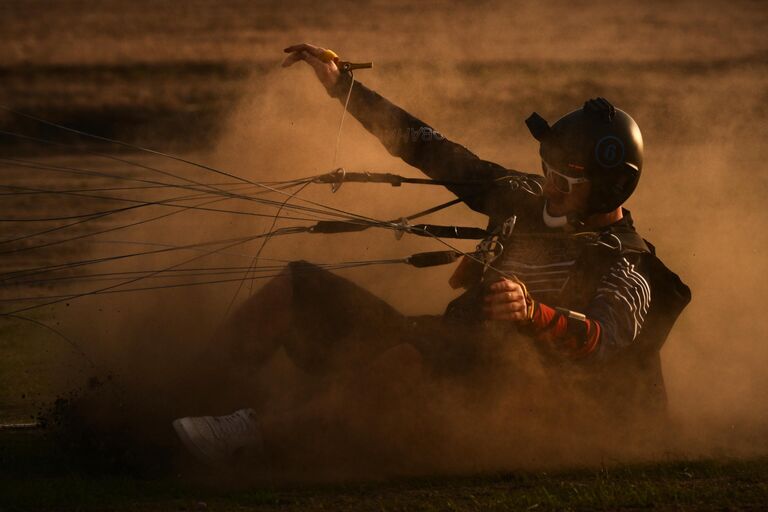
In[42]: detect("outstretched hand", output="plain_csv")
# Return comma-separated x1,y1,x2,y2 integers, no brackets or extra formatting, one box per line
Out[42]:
282,43,341,91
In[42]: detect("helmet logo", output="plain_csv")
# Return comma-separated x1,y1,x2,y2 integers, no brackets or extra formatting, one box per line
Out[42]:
595,136,625,168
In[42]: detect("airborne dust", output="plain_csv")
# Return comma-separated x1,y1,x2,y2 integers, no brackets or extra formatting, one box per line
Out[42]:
2,0,767,480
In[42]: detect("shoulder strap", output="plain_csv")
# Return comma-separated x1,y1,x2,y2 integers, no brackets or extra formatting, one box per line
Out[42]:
596,227,650,255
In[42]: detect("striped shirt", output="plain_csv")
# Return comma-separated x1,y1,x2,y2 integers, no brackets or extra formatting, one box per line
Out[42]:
587,255,652,352
494,234,653,357
495,233,586,304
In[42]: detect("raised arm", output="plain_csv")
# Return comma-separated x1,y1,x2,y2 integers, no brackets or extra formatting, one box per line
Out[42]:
282,43,521,214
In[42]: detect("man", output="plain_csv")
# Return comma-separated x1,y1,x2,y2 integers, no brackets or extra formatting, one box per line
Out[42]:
172,44,691,464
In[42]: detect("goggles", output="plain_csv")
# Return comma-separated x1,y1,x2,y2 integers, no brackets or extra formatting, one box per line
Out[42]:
541,160,589,194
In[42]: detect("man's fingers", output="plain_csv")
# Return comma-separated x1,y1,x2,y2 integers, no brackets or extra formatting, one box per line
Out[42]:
281,45,340,90
488,280,522,293
499,301,526,313
483,279,529,322
485,290,523,302
302,51,335,74
487,281,510,292
484,290,523,303
282,43,330,68
283,43,323,55
483,301,526,315
281,51,305,68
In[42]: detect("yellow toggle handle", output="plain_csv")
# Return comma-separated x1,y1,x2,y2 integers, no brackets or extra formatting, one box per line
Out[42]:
319,48,373,73
318,49,340,63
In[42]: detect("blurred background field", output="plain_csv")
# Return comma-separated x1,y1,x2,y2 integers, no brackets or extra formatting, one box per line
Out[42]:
1,0,766,151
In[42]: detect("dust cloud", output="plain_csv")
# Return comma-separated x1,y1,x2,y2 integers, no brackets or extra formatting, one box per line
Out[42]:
207,0,768,473
22,0,768,480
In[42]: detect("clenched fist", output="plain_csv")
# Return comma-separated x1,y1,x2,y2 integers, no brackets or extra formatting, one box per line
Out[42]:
483,278,530,322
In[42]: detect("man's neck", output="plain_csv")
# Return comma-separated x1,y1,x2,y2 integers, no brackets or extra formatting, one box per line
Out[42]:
584,208,623,229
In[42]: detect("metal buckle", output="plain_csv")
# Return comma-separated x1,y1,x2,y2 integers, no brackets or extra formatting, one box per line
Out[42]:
394,217,409,240
595,233,623,252
330,167,345,193
502,215,517,238
502,176,543,196
478,236,504,271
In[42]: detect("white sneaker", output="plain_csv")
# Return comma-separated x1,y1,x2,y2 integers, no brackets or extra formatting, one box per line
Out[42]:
172,408,262,464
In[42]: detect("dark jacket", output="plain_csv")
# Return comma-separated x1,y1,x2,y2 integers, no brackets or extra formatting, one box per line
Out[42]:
330,75,690,425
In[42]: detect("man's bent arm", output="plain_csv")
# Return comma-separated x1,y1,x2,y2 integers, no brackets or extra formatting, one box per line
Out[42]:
524,255,652,360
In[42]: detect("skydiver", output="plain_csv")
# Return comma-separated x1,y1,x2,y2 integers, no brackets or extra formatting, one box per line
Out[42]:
172,44,690,465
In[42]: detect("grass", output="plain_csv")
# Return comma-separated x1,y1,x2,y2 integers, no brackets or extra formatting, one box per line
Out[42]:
1,427,767,511
2,317,766,510
0,315,86,425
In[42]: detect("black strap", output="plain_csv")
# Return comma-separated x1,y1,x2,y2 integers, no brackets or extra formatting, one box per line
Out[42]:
314,170,489,188
310,220,488,240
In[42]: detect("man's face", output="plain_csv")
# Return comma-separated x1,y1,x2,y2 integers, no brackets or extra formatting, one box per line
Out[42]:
541,160,591,217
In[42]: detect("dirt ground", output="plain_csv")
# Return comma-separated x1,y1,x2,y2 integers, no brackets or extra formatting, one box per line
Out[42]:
1,0,768,505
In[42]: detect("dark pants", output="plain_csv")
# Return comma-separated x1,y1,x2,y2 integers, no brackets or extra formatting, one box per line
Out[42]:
225,260,513,381
219,262,670,471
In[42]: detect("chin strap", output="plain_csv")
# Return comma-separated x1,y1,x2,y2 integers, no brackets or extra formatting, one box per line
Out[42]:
542,202,587,230
542,204,568,228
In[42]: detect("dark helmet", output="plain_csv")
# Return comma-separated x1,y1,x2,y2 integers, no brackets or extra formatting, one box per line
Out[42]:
525,97,643,214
